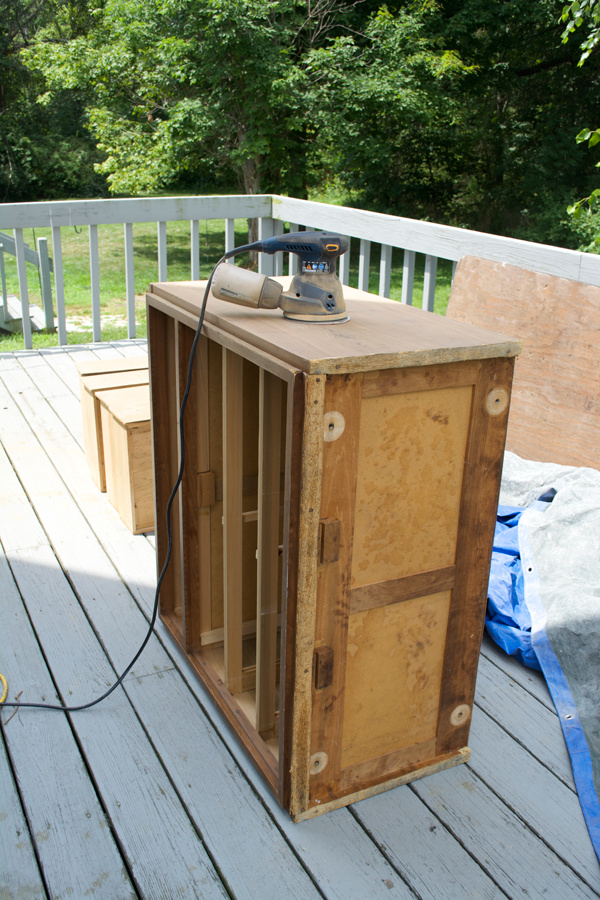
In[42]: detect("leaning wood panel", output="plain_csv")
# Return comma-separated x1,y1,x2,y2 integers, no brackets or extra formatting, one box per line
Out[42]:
447,256,600,469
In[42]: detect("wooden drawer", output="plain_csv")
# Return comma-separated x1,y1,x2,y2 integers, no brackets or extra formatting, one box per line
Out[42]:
97,384,154,534
146,279,519,821
78,357,149,491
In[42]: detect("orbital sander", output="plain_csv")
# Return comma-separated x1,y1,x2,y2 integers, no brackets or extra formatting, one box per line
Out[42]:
211,230,350,323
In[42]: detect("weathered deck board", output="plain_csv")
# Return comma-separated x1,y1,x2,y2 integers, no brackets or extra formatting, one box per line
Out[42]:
0,446,228,900
0,547,136,900
1,342,599,900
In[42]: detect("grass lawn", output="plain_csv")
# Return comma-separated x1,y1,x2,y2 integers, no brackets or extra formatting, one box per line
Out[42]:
0,215,452,351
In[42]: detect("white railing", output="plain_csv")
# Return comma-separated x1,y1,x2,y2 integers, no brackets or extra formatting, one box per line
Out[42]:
2,193,600,349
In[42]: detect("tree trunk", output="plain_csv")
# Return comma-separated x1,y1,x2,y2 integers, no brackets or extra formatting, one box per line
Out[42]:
242,156,262,267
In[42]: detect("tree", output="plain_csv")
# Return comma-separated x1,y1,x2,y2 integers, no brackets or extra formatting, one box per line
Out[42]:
23,0,372,200
561,0,600,217
1,0,105,201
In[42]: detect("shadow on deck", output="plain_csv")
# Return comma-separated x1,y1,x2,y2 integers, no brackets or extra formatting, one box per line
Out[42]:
1,341,598,900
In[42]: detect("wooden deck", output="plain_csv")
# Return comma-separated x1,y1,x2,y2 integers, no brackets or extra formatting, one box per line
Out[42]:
1,340,599,900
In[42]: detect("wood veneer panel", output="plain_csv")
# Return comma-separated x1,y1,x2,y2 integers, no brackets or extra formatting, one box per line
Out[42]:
447,256,596,469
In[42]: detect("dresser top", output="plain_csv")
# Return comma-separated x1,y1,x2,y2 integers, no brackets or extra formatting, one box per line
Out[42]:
148,278,520,375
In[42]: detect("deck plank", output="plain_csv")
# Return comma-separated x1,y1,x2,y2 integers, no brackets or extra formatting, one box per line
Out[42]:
468,707,600,890
475,654,575,789
0,725,47,900
412,764,600,899
0,549,136,900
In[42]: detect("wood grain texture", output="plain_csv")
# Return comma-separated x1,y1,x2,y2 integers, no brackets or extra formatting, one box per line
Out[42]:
0,547,135,900
288,373,325,820
149,280,520,375
447,256,599,469
341,591,452,769
308,373,363,809
435,356,515,756
256,369,283,736
222,348,244,694
277,371,305,810
148,307,183,620
351,383,473,588
349,567,456,614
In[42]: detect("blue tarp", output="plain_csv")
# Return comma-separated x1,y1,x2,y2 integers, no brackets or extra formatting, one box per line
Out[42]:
486,454,600,863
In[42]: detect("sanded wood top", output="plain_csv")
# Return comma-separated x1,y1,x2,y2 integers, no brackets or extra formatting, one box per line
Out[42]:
148,279,520,375
76,355,148,378
447,256,600,470
96,383,150,426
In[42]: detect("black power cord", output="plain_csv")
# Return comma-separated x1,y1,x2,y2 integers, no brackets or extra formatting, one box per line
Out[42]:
0,251,235,714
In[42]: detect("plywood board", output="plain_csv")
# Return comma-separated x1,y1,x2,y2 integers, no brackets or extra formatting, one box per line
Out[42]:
351,385,473,587
341,590,451,769
447,256,599,469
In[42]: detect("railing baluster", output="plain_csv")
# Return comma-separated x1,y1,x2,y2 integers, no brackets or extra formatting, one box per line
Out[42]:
124,223,136,339
358,239,371,292
273,220,284,277
0,243,8,327
190,220,200,279
423,254,438,312
339,237,350,286
401,249,415,305
52,226,67,346
157,221,168,281
36,237,53,331
287,223,299,275
14,228,32,349
225,218,235,261
89,224,101,342
258,217,275,276
379,244,392,298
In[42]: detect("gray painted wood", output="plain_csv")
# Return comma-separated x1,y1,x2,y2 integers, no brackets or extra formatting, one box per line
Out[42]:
124,222,136,338
51,226,67,346
89,223,101,342
475,654,575,789
423,254,437,311
401,249,415,305
379,243,392,298
0,445,228,900
353,786,506,900
0,547,136,900
480,634,554,710
2,194,271,228
14,228,32,349
36,237,53,330
467,707,600,890
258,216,275,276
358,238,371,292
412,764,600,899
0,724,46,900
272,194,600,285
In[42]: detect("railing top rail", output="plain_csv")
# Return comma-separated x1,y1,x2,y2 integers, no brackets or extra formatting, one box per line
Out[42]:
2,191,600,287
272,195,600,287
0,194,272,229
